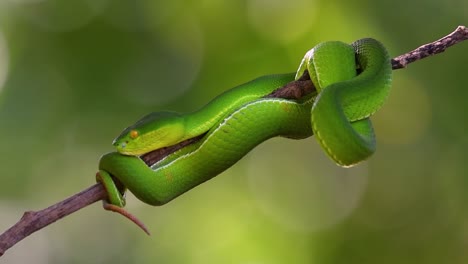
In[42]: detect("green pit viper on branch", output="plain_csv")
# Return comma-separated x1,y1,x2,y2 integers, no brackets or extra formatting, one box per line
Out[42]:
2,26,468,256
95,38,392,233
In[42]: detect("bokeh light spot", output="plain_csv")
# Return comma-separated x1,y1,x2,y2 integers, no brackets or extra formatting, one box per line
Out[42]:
373,75,431,145
247,0,317,44
434,141,468,220
115,17,203,106
247,138,368,233
139,192,315,263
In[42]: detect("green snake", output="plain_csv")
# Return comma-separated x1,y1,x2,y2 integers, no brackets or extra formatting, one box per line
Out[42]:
96,38,392,232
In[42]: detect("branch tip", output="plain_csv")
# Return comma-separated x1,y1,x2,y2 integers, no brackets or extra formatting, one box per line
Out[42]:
391,25,468,69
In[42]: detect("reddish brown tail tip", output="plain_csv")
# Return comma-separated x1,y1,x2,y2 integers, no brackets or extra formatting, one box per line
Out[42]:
103,203,150,235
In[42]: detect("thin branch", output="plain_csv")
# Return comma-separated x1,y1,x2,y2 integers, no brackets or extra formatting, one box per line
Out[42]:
0,184,107,256
391,25,468,69
0,25,467,257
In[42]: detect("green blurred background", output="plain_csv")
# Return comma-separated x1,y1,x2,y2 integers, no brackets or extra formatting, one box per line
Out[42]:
0,0,467,263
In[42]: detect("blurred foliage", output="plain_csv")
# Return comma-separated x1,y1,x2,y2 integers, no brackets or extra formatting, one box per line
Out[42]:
0,0,467,263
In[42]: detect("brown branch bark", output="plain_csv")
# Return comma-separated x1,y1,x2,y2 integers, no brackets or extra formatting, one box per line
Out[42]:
391,25,468,69
0,184,107,257
0,25,467,257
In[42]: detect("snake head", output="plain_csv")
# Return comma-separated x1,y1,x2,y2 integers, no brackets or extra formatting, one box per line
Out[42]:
113,111,185,156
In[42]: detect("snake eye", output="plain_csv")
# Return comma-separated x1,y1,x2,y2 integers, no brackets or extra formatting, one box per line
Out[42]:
130,130,139,139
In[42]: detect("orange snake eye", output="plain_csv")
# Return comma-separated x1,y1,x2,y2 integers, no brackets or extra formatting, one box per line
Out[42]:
130,130,139,139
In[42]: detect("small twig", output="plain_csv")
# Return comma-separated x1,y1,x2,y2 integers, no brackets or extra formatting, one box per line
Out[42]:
391,25,468,69
0,25,467,257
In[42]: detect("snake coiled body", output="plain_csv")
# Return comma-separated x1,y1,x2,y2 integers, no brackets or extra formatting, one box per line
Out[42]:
97,38,392,208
